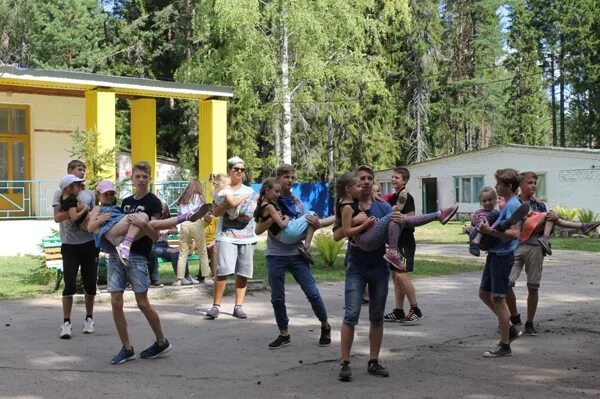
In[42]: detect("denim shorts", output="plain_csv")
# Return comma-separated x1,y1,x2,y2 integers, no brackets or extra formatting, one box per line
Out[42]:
107,252,150,293
480,251,514,298
343,255,389,326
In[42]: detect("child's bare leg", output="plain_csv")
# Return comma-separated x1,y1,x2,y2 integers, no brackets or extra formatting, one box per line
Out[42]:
472,231,483,244
304,226,315,248
543,220,555,237
555,219,583,230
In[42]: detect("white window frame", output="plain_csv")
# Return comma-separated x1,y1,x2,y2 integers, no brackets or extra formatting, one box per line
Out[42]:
454,175,484,203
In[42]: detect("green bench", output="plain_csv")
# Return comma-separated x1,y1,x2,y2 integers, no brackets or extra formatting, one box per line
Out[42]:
42,235,201,291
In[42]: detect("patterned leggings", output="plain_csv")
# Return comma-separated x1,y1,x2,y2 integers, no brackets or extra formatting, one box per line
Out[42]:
353,211,440,251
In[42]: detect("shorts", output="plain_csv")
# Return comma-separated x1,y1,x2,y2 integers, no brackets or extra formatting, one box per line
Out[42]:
398,234,416,272
343,254,389,326
279,211,315,244
480,252,514,298
216,241,255,278
106,252,149,293
508,244,544,288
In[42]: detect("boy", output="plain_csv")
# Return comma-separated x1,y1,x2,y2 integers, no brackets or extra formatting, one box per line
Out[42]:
107,161,171,365
52,160,97,339
200,204,217,283
478,168,523,357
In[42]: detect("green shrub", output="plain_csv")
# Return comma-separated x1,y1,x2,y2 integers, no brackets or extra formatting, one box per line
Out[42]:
313,233,344,268
577,208,599,223
554,205,579,221
29,257,54,286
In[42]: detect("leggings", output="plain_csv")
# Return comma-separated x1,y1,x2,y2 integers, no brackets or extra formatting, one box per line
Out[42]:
61,240,99,297
353,212,439,252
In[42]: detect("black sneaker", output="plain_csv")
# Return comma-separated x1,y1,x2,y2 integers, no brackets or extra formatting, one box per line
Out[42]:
361,297,369,305
383,308,404,322
367,360,389,378
267,334,291,350
402,308,420,324
411,306,423,319
140,339,172,359
509,325,522,343
469,243,481,257
524,321,538,336
319,325,331,347
510,314,522,326
338,361,352,382
483,342,511,358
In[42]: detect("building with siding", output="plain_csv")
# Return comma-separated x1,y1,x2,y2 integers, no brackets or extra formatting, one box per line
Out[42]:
374,145,600,217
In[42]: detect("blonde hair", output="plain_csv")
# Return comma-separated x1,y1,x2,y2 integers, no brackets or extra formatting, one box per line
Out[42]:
177,179,204,205
478,186,498,203
211,173,231,190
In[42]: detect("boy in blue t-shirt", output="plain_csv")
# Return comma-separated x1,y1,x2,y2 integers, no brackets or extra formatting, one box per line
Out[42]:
477,168,524,358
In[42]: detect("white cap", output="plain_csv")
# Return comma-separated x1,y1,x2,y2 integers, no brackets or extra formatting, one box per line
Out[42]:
59,174,85,190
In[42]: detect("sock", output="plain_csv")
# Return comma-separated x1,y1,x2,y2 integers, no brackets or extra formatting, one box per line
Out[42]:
395,308,404,316
410,304,418,309
63,318,71,324
86,315,93,320
177,213,188,223
122,235,134,246
368,359,378,366
213,303,221,307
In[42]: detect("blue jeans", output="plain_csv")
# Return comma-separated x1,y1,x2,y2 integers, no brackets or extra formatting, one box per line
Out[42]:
267,255,328,331
152,243,190,279
343,252,389,326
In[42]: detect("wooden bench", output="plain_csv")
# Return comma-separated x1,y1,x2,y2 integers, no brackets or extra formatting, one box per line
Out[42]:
42,235,202,290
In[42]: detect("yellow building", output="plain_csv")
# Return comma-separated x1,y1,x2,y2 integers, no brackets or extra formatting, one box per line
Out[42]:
0,66,233,218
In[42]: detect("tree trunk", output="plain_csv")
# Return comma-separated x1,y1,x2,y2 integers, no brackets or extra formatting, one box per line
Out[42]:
280,9,292,165
559,38,565,147
326,112,334,182
550,55,558,146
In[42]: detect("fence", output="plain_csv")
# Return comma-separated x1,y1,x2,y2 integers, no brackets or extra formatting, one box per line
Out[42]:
0,180,332,219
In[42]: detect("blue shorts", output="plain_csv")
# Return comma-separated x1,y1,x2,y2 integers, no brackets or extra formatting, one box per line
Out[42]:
278,211,315,245
106,252,150,293
480,252,514,298
343,254,389,326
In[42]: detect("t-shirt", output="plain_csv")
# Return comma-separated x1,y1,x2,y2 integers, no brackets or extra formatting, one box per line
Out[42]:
52,188,95,245
265,196,305,257
346,199,392,267
216,184,259,245
203,217,218,243
388,191,416,236
121,192,162,257
489,195,521,255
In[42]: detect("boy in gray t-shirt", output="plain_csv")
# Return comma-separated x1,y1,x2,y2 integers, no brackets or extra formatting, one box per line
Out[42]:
52,160,98,340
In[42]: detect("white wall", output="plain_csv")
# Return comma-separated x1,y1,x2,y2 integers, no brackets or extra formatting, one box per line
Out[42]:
375,146,600,215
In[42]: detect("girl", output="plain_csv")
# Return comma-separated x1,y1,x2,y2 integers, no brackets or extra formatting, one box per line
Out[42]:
253,177,316,264
86,180,209,266
333,172,459,271
174,179,211,286
211,173,257,222
58,174,89,227
468,187,530,257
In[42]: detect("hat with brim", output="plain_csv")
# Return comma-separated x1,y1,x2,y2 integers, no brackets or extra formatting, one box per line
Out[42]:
59,174,85,190
97,180,117,194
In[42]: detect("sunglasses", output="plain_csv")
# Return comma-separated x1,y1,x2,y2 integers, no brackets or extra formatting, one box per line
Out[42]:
232,167,246,173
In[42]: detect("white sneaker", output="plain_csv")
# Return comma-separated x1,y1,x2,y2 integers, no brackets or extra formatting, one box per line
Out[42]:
82,317,95,334
202,278,215,285
59,321,72,339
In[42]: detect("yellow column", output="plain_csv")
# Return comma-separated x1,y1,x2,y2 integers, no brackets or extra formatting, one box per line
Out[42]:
199,100,227,201
85,90,116,180
130,98,157,182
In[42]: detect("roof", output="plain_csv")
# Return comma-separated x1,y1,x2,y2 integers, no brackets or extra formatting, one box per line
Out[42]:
0,66,234,100
377,144,600,172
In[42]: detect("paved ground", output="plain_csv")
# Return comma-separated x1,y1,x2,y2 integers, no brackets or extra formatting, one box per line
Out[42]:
1,245,599,398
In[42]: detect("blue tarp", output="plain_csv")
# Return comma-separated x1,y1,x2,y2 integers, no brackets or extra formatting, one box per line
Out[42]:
249,182,333,217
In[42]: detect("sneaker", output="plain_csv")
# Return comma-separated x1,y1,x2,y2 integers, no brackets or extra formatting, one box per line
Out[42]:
509,324,522,343
510,314,522,326
233,306,248,319
396,190,408,212
403,308,421,324
140,339,172,359
111,346,135,365
383,309,405,322
82,317,95,334
202,277,215,285
483,342,511,358
438,204,459,225
59,321,72,339
297,244,315,265
188,203,211,223
267,334,291,350
116,243,130,267
186,277,199,284
151,280,164,288
581,221,600,235
383,249,406,272
172,279,192,286
469,243,481,257
410,306,423,319
361,297,369,305
524,321,538,336
319,325,331,347
205,305,220,320
496,202,531,232
367,360,389,378
537,236,552,256
338,361,352,382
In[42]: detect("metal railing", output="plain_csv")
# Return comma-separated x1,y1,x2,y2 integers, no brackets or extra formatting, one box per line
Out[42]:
0,180,207,219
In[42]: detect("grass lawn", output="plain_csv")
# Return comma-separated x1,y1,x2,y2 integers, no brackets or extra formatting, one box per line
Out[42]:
0,256,55,300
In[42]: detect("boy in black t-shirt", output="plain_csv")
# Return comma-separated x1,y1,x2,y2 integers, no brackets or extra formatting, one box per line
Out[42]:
107,161,172,365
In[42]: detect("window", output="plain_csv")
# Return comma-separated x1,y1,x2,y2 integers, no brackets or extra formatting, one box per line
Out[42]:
535,173,546,201
454,175,484,203
380,181,393,195
0,105,30,186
